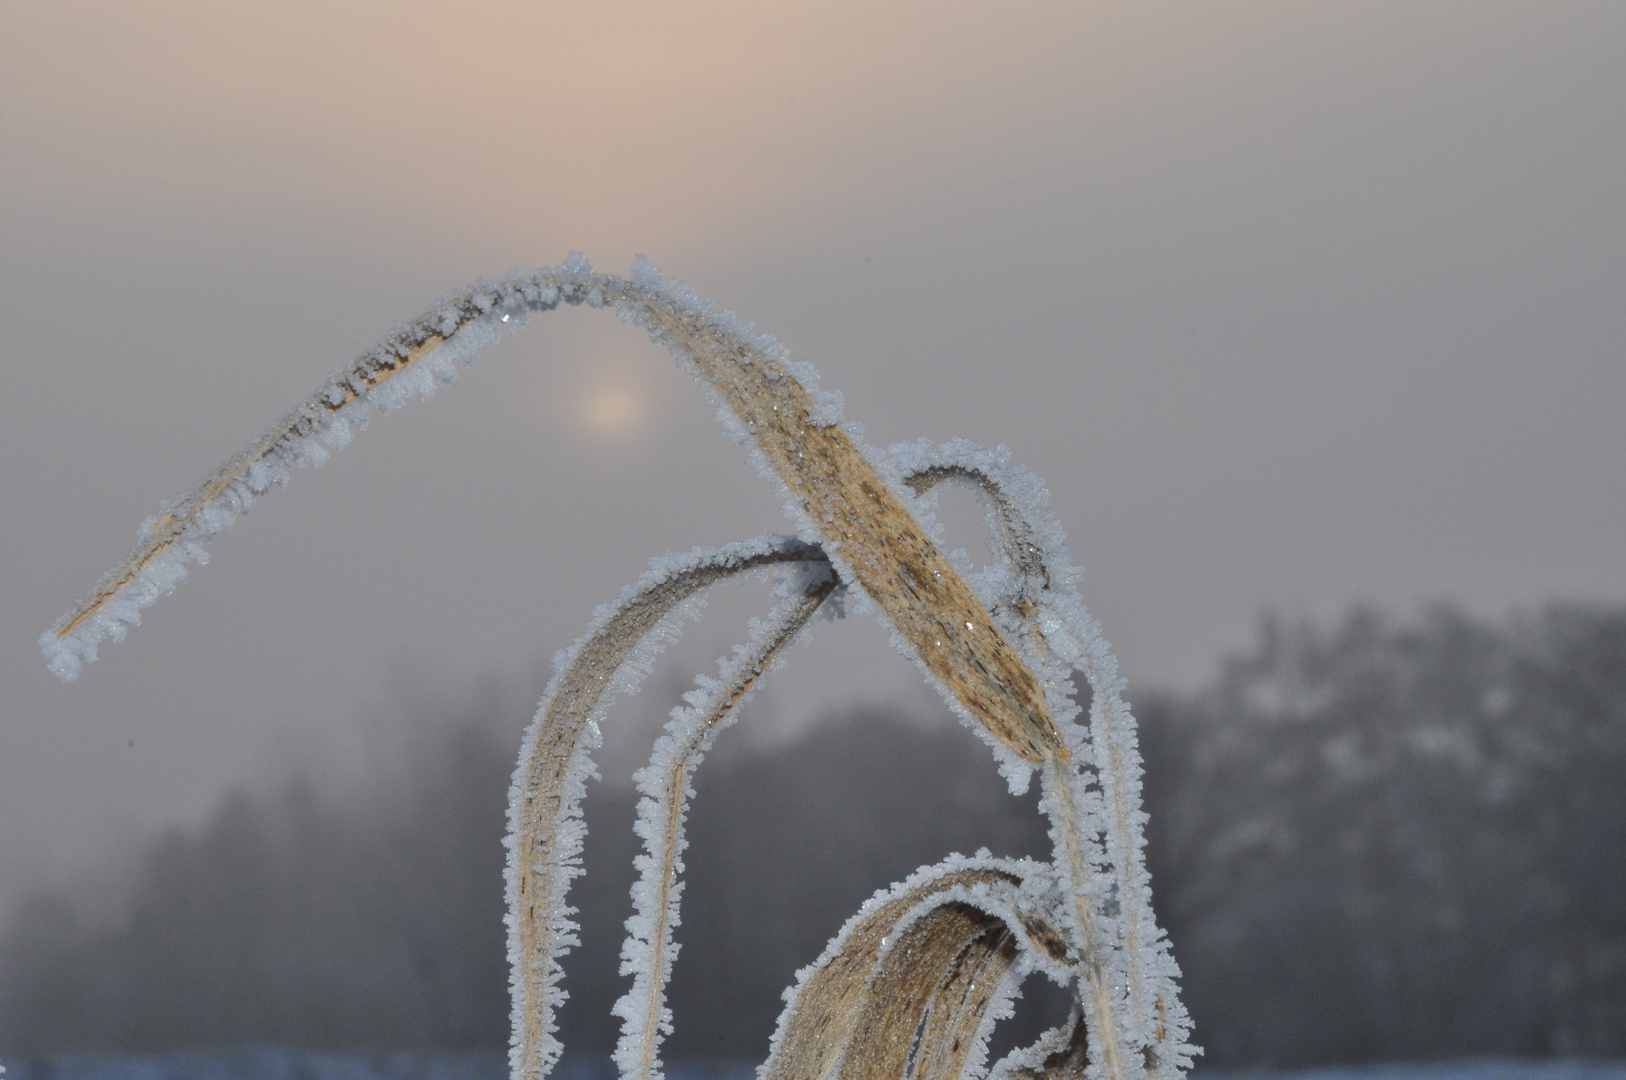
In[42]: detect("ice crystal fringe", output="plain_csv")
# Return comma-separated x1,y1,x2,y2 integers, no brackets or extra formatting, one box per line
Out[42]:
43,256,1196,1080
762,853,1074,1080
987,1008,1091,1080
614,567,836,1080
893,441,1196,1079
506,536,828,1080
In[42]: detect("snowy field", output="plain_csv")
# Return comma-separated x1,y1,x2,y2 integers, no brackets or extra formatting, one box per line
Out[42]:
3,1052,1625,1080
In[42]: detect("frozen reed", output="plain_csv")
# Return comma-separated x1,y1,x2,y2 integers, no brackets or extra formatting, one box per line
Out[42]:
43,256,1196,1080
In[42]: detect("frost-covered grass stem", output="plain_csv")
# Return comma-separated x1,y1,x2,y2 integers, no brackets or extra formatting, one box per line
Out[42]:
615,573,835,1080
44,256,1196,1080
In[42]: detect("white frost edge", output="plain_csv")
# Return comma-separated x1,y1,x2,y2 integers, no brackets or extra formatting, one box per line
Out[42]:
761,851,1073,1080
504,532,827,1080
41,259,611,679
985,1009,1083,1080
612,563,833,1080
884,438,1198,1079
43,251,1197,1077
615,263,1058,802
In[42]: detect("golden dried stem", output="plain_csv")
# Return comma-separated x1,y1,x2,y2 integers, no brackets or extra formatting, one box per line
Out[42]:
902,461,1054,662
50,332,449,642
995,1010,1091,1080
509,540,826,1080
47,269,1059,771
44,262,1192,1080
903,458,1134,1080
764,861,1074,1080
844,904,1017,1080
764,866,1017,1080
1045,753,1126,1080
625,574,837,1080
616,283,1061,764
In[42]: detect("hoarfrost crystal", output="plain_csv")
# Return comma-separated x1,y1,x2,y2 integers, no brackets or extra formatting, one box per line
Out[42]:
44,256,1196,1080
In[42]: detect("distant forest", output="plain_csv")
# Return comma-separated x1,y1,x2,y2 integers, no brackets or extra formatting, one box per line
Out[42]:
3,604,1622,1067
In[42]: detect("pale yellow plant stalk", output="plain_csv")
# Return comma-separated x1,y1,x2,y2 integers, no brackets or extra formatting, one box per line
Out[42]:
614,570,838,1080
505,536,830,1080
43,257,1194,1080
763,856,1076,1080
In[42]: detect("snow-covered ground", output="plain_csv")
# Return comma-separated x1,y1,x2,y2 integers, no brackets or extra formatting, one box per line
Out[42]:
0,1051,751,1080
2,1052,1624,1080
1205,1063,1626,1080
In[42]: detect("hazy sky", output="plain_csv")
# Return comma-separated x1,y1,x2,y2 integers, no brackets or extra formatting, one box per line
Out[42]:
3,2,1623,913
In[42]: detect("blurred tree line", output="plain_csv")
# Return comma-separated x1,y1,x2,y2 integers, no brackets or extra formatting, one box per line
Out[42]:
1138,604,1626,1063
2,605,1622,1066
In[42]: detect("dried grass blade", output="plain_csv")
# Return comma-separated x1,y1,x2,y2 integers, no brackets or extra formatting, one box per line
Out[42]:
989,1010,1090,1080
839,903,1015,1080
39,290,511,679
887,918,1019,1080
616,572,837,1080
903,462,1050,603
618,280,1060,765
764,865,1017,1080
43,261,1055,775
507,536,827,1080
38,259,1195,1080
899,443,1198,1080
763,857,1072,1080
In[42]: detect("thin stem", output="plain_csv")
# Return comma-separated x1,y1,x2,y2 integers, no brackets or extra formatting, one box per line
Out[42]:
508,536,827,1080
618,573,836,1080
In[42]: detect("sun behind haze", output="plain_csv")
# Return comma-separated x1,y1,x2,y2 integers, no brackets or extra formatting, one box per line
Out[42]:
2,1,1622,924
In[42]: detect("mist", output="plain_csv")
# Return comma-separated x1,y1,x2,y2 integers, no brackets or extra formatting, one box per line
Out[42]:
8,4,1625,924
4,603,1622,1066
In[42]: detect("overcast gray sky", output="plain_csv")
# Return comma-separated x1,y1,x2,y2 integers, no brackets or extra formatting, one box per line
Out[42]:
3,2,1623,914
